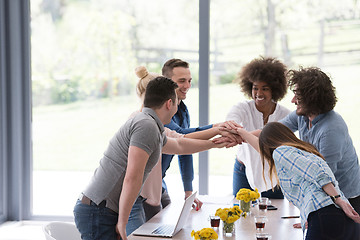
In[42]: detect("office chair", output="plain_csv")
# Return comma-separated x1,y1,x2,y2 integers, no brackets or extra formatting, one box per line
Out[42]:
43,221,81,240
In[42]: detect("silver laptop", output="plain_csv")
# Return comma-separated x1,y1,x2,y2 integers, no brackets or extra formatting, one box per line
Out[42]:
132,191,197,238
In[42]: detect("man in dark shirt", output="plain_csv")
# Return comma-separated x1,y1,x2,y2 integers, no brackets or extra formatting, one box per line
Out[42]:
161,58,224,210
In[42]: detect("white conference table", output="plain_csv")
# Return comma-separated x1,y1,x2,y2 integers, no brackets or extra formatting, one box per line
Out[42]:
129,196,304,240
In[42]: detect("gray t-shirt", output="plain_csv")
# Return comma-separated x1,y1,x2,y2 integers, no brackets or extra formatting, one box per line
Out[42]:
83,107,167,213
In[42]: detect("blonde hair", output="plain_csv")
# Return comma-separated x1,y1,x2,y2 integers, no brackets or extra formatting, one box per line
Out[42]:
135,66,160,98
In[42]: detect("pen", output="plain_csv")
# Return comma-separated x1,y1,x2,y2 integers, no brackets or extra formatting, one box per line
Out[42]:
281,216,300,219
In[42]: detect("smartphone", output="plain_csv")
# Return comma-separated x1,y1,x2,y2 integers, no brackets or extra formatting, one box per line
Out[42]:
267,204,277,210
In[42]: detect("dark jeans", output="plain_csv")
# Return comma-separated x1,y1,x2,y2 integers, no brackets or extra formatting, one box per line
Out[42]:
143,201,162,221
161,186,171,209
349,195,360,215
127,196,146,235
233,159,284,199
74,199,119,240
306,204,360,240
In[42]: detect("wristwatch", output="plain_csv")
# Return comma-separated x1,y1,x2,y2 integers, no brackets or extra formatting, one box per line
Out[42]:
330,194,341,202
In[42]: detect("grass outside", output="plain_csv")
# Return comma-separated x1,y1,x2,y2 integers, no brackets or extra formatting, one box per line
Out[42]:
33,65,360,177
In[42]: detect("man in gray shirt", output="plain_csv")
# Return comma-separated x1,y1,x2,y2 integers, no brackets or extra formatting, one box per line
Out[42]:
73,77,230,240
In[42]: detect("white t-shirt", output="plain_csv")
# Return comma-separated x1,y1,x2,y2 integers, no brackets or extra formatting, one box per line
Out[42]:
226,100,291,192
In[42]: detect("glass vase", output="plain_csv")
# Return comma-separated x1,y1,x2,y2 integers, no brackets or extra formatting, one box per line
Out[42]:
240,199,251,213
222,221,235,237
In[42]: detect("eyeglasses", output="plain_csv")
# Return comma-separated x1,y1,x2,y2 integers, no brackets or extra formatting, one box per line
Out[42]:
292,89,301,101
292,90,301,100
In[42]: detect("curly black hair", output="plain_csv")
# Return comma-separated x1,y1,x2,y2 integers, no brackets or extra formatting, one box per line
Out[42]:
235,56,288,102
287,67,337,115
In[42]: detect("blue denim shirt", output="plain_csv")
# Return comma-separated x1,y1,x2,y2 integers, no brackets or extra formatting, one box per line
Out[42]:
162,101,212,191
280,110,360,199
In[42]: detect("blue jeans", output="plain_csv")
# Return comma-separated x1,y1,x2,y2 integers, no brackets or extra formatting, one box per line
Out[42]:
127,196,146,235
233,159,284,199
73,200,119,240
306,204,360,240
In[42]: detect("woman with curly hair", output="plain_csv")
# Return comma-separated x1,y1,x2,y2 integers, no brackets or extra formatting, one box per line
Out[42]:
226,56,291,198
232,122,360,239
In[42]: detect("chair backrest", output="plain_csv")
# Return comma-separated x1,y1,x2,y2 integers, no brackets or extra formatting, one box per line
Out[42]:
43,222,82,240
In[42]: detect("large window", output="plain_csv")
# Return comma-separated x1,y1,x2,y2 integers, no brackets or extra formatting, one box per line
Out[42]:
206,0,360,195
30,0,199,217
31,0,360,217
0,0,358,221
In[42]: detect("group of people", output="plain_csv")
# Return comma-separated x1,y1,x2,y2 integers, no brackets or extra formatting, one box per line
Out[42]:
73,57,360,240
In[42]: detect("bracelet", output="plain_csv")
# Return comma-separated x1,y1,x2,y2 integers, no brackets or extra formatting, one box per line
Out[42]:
330,195,341,203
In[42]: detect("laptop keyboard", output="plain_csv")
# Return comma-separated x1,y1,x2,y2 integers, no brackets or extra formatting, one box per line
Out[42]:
151,225,174,235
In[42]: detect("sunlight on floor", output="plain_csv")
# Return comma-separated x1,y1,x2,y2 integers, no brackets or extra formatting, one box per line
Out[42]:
0,221,47,240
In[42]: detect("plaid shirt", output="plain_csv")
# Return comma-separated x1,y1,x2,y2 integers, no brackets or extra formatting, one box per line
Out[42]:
273,145,344,231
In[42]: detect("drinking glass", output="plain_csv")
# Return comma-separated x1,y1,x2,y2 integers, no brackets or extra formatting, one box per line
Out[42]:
256,232,271,240
258,197,270,211
254,216,267,231
209,215,220,228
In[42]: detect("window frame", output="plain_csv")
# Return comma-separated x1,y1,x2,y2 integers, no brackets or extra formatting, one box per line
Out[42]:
0,0,32,222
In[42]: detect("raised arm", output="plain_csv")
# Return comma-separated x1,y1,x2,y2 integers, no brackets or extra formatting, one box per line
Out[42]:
162,137,227,155
236,128,260,152
184,126,238,143
184,127,220,140
251,129,262,137
165,119,212,134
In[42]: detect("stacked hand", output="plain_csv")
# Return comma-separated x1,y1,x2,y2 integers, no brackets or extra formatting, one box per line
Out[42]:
212,121,246,147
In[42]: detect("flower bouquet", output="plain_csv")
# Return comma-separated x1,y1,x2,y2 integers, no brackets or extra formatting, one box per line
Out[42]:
215,205,245,236
236,188,260,213
191,227,218,240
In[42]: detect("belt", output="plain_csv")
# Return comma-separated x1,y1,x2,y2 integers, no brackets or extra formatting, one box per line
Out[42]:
78,193,117,214
79,193,106,208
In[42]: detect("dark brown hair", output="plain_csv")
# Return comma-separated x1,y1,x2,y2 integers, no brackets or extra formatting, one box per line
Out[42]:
235,56,288,102
259,122,324,186
144,76,178,109
162,58,189,79
287,67,337,115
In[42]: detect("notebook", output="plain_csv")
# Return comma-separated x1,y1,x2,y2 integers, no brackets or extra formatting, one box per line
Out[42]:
132,191,197,238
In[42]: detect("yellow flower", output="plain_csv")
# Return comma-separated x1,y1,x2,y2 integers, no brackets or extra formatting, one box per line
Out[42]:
191,228,218,240
236,188,260,202
215,206,246,224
